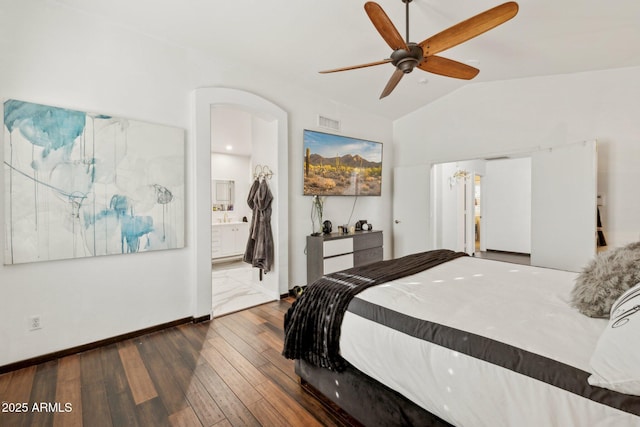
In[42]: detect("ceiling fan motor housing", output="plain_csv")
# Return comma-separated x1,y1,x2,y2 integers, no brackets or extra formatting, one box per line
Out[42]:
391,43,423,73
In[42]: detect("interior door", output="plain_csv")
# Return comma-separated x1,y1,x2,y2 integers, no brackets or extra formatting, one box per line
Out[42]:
530,140,597,272
393,165,431,258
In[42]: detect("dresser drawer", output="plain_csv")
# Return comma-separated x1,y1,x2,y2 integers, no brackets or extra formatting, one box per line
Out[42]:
323,238,353,257
324,254,354,275
354,247,383,267
353,231,383,251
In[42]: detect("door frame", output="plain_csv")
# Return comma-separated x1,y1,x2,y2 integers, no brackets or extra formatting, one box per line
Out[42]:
193,88,289,319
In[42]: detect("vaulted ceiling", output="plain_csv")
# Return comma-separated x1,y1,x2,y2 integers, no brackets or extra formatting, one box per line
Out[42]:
55,0,640,120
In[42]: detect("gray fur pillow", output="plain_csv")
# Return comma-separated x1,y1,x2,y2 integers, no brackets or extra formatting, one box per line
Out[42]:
571,241,640,317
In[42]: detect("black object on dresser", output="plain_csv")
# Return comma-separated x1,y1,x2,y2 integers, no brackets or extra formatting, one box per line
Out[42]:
306,230,383,285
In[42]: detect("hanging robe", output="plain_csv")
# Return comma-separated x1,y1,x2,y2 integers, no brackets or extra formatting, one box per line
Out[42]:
243,178,274,272
243,178,260,265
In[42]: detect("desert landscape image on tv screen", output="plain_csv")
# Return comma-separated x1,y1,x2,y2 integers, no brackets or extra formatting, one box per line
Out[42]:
303,129,382,196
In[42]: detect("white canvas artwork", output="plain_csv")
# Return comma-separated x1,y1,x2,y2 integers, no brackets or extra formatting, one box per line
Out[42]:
3,99,185,264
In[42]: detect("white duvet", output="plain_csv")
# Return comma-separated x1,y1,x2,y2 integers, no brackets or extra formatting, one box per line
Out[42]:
339,256,638,427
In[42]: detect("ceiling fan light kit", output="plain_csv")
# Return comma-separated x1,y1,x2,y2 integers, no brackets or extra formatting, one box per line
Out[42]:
320,1,519,99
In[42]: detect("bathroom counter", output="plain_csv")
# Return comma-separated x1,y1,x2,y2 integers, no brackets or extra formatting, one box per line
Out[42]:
212,221,247,226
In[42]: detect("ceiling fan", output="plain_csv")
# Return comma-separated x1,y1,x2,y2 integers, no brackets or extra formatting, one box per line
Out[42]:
320,1,519,99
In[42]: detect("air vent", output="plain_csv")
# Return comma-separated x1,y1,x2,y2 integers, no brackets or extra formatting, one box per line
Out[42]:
484,156,510,161
318,115,341,131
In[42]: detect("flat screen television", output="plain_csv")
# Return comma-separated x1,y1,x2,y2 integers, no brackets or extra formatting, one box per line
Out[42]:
303,129,382,196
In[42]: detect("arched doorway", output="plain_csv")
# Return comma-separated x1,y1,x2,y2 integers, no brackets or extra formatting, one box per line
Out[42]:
193,88,289,318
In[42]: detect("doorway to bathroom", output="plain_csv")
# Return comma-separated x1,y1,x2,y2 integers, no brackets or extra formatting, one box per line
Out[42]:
210,105,275,316
194,87,289,322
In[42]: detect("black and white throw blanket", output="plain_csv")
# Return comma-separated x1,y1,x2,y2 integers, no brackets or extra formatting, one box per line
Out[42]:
282,249,467,371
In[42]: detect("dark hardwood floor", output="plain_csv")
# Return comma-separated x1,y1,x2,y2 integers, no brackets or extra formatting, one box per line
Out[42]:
0,298,349,427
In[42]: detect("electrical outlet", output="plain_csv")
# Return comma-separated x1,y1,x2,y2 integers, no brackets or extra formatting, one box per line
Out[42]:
29,315,42,331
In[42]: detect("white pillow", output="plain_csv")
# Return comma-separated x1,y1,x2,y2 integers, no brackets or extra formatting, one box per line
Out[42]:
588,282,640,395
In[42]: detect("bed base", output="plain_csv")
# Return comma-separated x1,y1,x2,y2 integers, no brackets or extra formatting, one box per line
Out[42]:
295,359,453,427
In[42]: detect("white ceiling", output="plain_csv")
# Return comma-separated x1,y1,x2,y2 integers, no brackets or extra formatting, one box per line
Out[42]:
55,0,640,121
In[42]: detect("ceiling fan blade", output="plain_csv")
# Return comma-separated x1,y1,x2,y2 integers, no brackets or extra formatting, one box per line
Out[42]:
417,56,479,80
319,58,392,74
364,2,408,51
418,2,519,57
380,68,405,99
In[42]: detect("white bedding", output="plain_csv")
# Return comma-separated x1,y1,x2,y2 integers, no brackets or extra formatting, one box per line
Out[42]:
339,256,638,427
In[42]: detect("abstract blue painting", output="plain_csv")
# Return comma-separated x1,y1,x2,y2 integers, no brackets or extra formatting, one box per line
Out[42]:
3,100,185,264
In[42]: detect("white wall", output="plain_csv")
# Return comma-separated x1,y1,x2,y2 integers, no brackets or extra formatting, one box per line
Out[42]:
0,0,194,368
0,1,393,366
394,66,640,252
483,158,531,253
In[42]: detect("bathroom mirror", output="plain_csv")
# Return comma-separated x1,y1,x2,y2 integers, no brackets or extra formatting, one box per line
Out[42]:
212,179,234,211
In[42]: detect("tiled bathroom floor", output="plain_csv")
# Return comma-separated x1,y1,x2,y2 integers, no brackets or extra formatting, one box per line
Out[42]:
212,260,275,317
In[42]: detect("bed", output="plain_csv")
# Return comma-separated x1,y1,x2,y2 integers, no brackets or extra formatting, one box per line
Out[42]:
283,249,640,427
